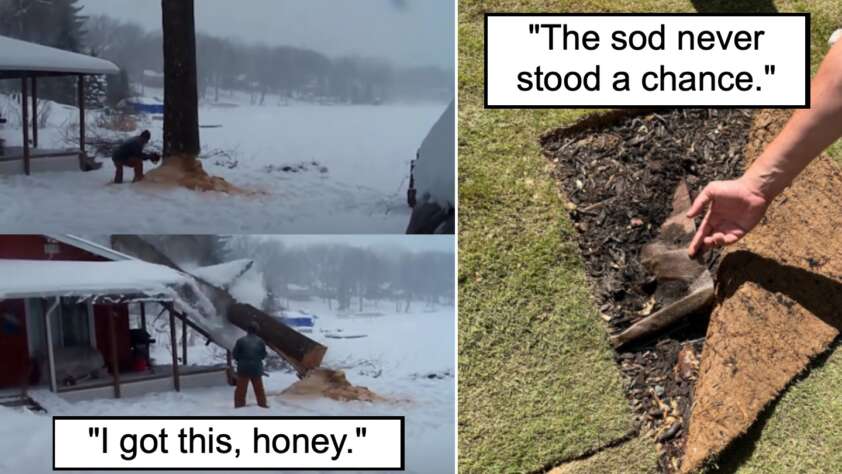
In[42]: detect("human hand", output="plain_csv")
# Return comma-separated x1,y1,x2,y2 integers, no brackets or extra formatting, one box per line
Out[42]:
686,177,772,257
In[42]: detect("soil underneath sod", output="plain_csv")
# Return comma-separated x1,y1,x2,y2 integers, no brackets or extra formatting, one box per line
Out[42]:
540,109,756,472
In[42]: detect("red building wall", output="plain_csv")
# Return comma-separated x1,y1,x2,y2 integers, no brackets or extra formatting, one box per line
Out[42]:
0,299,29,388
0,236,136,388
94,304,133,372
0,235,111,261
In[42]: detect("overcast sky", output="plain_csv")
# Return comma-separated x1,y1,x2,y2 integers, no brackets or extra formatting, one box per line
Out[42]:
78,0,455,69
256,235,454,254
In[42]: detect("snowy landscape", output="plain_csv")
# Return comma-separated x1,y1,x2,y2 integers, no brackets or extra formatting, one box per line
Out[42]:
0,302,455,474
0,0,456,471
0,234,456,473
0,0,454,234
0,91,449,233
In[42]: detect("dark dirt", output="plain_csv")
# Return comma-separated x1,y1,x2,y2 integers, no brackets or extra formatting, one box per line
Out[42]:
540,109,755,472
264,160,329,175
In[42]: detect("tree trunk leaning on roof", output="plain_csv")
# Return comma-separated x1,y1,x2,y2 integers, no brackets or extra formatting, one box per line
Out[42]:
161,0,200,161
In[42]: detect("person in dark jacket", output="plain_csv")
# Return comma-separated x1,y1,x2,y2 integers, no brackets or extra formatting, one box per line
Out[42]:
232,322,269,408
112,130,160,183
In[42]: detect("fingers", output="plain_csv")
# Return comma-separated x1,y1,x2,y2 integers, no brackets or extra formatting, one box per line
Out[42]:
688,206,713,257
721,232,742,245
704,232,728,247
698,229,744,252
686,185,712,218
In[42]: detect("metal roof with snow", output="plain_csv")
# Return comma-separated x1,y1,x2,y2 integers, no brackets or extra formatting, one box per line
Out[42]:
0,35,119,77
0,259,186,299
45,235,135,262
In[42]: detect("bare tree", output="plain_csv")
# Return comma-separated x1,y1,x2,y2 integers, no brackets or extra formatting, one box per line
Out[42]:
161,0,200,159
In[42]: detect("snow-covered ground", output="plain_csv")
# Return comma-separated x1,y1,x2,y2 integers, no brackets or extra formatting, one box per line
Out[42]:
0,92,449,233
0,299,456,473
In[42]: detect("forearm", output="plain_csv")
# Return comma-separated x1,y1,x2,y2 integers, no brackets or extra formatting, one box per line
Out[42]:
743,41,842,200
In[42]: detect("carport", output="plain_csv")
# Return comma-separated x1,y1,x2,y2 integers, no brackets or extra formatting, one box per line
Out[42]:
0,35,119,175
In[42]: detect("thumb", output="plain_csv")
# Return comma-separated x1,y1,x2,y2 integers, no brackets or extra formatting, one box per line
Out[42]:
687,185,713,218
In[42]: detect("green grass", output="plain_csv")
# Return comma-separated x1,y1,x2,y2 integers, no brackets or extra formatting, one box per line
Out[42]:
458,1,841,473
550,437,660,474
707,342,842,473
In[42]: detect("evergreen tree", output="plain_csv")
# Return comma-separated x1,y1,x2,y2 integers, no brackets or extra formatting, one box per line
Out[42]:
0,0,86,105
85,74,106,107
84,51,107,108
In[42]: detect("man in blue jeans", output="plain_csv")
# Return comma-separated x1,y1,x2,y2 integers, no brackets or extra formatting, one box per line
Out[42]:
232,322,269,408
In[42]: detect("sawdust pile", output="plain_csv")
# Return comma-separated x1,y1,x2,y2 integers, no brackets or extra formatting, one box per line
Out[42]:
142,155,245,194
681,110,842,472
279,368,383,402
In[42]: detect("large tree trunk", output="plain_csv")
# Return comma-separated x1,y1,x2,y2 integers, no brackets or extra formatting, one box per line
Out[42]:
161,0,200,159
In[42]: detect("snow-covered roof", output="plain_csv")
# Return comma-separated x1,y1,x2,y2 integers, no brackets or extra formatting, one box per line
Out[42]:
45,235,133,261
0,35,119,76
0,259,187,299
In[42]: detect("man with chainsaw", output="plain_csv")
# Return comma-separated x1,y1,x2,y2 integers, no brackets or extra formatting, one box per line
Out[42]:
688,34,842,256
112,130,160,183
232,321,269,408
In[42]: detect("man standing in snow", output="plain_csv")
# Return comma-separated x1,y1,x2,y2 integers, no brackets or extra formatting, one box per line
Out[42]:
232,322,269,408
112,130,160,183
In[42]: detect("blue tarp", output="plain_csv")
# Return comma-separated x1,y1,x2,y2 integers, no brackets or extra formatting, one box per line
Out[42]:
127,100,164,114
281,316,315,328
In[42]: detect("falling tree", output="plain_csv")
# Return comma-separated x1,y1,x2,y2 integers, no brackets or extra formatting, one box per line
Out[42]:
161,0,200,160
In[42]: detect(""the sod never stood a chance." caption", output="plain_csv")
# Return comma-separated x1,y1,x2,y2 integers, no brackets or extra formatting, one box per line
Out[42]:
485,14,809,108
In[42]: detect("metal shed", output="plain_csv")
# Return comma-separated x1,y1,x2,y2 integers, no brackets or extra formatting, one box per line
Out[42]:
0,35,119,175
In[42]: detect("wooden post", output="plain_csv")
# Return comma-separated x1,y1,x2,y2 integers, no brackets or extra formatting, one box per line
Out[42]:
31,77,38,148
44,299,57,392
78,75,86,169
182,317,188,365
169,308,180,391
140,303,147,330
226,350,233,385
108,309,122,399
21,77,30,175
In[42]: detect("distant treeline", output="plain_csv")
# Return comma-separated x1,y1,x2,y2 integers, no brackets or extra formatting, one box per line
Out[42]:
221,237,455,313
137,235,455,313
0,2,452,106
86,14,453,105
